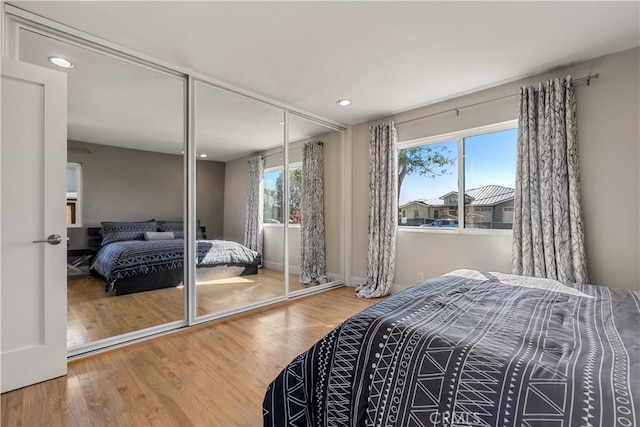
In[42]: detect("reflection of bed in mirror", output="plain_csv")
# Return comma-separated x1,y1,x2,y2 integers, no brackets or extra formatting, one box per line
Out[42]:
90,221,261,295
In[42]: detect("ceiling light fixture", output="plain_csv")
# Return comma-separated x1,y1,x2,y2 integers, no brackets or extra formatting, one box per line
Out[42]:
279,121,285,125
48,57,75,69
336,99,351,106
199,153,208,158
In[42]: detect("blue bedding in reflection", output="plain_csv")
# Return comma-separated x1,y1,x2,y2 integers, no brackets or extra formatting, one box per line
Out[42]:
91,239,261,292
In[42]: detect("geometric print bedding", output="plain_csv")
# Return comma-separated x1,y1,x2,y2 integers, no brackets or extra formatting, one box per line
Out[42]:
99,220,159,246
263,270,639,427
91,239,261,293
158,221,185,239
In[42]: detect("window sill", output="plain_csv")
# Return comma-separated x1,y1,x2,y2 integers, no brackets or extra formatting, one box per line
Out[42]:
263,223,301,228
397,227,513,237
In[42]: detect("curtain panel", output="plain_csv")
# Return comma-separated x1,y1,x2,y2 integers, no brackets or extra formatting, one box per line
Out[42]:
357,121,398,298
299,141,329,285
244,155,264,256
512,77,588,285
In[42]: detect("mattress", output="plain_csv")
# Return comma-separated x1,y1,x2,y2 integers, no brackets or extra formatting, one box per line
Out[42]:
263,269,639,426
91,239,261,293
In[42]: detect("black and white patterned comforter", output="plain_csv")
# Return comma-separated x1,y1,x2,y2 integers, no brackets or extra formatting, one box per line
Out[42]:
264,269,639,427
91,239,261,292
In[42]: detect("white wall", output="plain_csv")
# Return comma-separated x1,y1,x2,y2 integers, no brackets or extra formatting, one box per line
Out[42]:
68,141,225,248
222,154,250,244
351,47,639,291
223,130,343,280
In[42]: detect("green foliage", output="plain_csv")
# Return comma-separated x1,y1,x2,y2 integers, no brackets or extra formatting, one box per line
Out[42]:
288,167,302,217
264,187,280,222
265,167,302,223
397,145,456,201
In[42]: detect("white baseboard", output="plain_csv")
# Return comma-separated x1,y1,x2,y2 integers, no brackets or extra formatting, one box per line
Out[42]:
349,276,367,287
262,261,283,272
349,276,411,294
327,272,342,282
263,261,342,284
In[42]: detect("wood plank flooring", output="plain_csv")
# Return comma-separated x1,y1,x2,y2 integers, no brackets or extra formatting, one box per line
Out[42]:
2,286,381,427
67,269,308,347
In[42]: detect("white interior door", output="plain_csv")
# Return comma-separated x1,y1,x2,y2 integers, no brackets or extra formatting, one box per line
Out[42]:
1,58,68,392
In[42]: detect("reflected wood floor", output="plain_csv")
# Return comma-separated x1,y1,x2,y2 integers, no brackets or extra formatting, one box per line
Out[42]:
2,287,381,427
67,269,308,347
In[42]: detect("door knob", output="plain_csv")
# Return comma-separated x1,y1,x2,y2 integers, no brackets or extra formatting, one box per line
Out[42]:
33,234,63,245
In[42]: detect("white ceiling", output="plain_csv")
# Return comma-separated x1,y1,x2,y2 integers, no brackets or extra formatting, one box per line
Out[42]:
8,1,640,157
18,27,331,160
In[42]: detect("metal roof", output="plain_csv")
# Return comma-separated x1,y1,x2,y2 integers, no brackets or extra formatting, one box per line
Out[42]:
466,185,515,206
403,185,514,208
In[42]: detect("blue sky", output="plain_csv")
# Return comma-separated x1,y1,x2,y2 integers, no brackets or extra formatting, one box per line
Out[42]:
264,169,281,191
399,128,517,205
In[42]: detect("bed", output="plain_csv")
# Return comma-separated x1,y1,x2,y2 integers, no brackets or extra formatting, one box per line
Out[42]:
90,220,261,295
263,269,639,427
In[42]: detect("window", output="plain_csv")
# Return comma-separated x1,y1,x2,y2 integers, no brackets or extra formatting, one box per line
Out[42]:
66,162,82,227
398,140,457,227
397,122,517,231
463,128,517,229
263,164,302,224
502,206,514,224
264,168,283,223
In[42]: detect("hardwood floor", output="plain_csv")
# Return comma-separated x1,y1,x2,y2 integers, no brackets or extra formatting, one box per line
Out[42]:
2,286,380,427
67,269,309,347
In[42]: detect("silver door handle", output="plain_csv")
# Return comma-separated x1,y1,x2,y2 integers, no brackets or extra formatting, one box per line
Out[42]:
33,234,63,245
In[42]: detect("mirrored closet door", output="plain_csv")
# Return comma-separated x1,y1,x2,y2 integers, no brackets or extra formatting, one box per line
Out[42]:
287,114,345,295
17,28,187,351
194,81,286,319
9,13,346,357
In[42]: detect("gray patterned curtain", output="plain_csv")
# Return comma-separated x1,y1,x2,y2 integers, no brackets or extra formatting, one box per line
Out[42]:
300,141,329,285
244,156,264,256
356,121,398,298
512,77,588,285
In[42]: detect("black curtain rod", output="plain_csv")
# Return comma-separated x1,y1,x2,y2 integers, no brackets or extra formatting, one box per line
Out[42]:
246,146,304,163
396,73,599,127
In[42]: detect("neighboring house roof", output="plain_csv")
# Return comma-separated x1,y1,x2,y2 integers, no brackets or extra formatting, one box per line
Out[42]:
398,200,432,209
466,185,515,206
439,191,458,199
401,185,515,209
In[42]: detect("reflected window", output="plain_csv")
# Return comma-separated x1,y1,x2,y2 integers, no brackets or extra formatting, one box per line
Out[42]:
66,162,82,227
263,163,302,224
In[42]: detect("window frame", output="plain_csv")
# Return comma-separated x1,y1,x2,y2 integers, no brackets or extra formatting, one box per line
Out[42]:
397,120,517,236
66,161,83,228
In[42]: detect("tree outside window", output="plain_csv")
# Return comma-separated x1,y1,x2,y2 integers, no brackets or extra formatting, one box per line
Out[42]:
264,165,302,224
397,125,517,230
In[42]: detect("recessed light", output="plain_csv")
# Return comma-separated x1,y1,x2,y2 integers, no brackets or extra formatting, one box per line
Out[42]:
180,150,185,154
199,153,208,158
279,121,285,125
48,57,75,69
336,99,351,106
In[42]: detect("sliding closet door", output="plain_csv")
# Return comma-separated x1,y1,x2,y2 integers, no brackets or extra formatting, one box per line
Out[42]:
18,28,188,353
287,114,344,295
193,81,286,320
